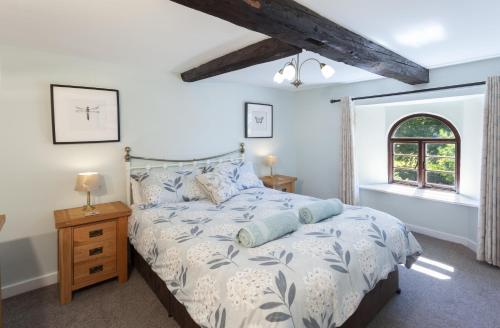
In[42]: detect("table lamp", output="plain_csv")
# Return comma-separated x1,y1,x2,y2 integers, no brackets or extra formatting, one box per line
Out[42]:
75,172,101,214
265,155,278,176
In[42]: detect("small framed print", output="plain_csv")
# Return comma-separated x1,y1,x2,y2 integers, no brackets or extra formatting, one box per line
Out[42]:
50,84,120,144
245,102,273,138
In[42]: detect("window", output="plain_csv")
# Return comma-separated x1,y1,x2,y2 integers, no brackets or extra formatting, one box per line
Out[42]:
388,114,460,192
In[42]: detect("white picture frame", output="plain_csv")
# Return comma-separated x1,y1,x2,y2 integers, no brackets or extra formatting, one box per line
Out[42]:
245,102,273,138
51,84,120,144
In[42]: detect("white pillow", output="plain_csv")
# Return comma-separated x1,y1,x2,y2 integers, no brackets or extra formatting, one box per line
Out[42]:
195,172,240,205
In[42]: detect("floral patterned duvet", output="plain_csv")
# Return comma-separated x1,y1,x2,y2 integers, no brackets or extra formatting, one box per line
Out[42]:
128,187,422,328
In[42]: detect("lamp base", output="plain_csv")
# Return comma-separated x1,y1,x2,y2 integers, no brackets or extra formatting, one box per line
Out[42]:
82,192,99,216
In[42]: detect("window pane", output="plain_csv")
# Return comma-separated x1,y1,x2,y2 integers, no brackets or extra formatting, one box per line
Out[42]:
427,171,455,186
393,116,455,139
394,155,418,169
394,168,417,182
426,157,456,172
394,143,418,155
426,143,456,156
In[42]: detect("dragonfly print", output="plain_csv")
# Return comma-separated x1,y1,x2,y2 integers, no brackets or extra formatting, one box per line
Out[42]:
75,105,100,121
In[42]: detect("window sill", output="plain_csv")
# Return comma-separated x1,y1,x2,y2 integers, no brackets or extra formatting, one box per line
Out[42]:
359,184,479,208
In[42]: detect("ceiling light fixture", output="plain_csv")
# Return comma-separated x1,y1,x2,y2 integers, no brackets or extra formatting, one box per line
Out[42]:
273,69,285,84
273,53,335,88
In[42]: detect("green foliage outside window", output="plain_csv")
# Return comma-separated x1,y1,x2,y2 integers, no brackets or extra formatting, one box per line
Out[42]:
394,168,417,182
393,116,455,139
392,116,457,187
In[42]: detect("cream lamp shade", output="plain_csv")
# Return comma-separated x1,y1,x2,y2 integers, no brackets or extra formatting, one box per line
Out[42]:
265,155,278,167
75,172,101,192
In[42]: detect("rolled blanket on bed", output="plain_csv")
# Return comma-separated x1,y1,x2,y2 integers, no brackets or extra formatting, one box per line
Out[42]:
299,199,344,224
236,212,300,248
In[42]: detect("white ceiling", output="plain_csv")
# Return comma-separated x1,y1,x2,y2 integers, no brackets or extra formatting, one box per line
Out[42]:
1,0,500,90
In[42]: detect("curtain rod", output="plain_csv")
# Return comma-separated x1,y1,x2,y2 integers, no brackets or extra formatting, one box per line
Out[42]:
329,81,486,104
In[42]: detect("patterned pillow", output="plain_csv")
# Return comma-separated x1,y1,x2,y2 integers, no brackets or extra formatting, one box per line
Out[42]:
130,179,144,204
195,172,240,205
213,162,240,184
201,160,263,190
137,168,208,206
237,161,264,190
175,169,209,202
130,172,149,204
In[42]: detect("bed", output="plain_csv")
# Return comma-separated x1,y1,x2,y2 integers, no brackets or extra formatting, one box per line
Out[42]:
125,145,422,328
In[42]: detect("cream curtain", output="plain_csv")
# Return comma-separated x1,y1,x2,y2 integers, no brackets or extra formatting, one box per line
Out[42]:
340,97,358,205
478,76,500,267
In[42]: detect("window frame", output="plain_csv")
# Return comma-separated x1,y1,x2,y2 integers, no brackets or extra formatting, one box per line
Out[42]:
388,114,461,192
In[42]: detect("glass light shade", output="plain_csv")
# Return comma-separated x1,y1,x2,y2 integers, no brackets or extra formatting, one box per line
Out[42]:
283,64,296,81
320,64,335,79
273,70,285,84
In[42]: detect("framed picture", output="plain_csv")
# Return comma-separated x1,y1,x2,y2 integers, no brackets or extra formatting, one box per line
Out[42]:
50,84,120,144
245,102,273,138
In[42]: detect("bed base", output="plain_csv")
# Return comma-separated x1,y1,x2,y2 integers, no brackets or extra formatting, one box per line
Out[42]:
130,244,399,328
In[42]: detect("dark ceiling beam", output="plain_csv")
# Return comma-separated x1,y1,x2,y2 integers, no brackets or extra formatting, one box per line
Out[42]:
171,0,429,85
181,38,301,82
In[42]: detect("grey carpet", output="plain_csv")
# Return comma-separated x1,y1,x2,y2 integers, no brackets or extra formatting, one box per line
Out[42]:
3,234,500,328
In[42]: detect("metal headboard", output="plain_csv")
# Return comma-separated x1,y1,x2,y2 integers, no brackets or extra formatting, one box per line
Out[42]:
124,143,245,205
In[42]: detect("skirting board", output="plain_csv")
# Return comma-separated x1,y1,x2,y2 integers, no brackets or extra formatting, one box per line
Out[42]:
407,224,477,253
1,271,57,299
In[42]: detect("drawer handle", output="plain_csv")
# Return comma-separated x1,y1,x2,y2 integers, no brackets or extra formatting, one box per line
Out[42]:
89,229,103,238
89,247,103,256
89,265,103,275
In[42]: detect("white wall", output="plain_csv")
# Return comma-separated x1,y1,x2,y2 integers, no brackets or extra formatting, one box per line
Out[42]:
359,189,478,249
294,86,342,198
295,57,500,249
0,45,299,296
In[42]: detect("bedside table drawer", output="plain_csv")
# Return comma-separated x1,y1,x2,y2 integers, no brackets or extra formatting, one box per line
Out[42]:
74,239,116,264
73,257,117,288
74,221,116,246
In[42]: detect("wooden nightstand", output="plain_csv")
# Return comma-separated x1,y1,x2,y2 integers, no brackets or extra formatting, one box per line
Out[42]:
54,201,131,304
261,175,298,193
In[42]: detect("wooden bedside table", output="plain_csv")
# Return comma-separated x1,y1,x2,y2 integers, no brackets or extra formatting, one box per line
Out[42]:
54,201,131,304
261,175,298,193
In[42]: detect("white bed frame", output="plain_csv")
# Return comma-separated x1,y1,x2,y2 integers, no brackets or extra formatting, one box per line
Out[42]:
124,143,246,206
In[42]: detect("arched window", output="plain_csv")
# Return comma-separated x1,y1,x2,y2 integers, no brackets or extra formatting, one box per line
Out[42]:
388,114,460,191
